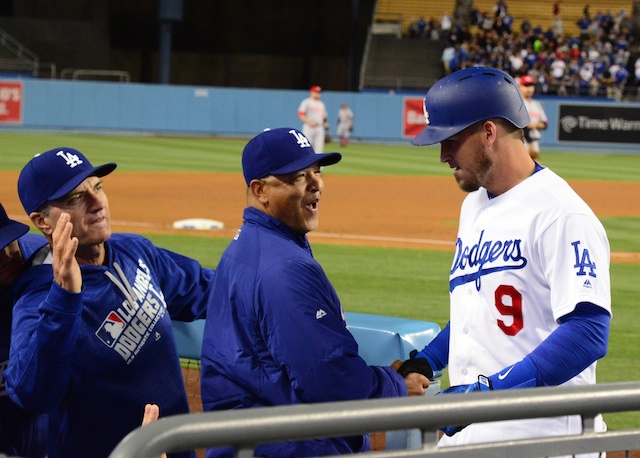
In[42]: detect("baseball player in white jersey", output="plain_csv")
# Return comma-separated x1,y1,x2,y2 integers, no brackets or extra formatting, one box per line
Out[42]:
298,85,328,153
397,66,611,457
519,74,548,160
336,102,354,147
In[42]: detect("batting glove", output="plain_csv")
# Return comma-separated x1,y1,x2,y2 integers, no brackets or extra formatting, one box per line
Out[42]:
396,349,434,379
437,375,492,437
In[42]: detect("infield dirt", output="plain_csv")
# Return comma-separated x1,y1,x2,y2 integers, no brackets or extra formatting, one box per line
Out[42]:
1,171,638,263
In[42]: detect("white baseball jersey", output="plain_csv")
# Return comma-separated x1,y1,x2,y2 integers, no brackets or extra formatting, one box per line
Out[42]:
298,97,327,153
524,98,548,141
441,167,611,450
337,106,354,137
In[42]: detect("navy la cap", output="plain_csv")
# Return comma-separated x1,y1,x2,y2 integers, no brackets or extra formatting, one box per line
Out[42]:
18,147,117,214
242,128,341,186
0,203,29,251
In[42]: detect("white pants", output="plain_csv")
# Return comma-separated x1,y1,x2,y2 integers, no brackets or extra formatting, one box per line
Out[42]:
438,414,606,458
302,125,325,153
337,123,352,138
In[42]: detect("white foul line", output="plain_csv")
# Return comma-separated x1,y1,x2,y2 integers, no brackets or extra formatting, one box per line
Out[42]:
111,220,455,246
14,214,638,258
111,219,166,228
310,232,455,246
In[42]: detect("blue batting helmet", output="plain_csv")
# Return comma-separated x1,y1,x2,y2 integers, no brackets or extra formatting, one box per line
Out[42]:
412,66,530,146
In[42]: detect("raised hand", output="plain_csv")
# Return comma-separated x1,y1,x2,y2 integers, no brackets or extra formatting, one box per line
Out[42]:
51,212,81,293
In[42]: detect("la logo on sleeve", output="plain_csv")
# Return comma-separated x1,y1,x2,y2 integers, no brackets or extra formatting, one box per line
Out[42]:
572,241,596,278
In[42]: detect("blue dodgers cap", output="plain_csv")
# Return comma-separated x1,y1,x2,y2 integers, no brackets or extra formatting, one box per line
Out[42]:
18,147,117,214
242,128,341,186
0,203,29,251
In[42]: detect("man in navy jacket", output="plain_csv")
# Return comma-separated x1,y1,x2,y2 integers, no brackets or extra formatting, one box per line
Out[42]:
200,128,429,457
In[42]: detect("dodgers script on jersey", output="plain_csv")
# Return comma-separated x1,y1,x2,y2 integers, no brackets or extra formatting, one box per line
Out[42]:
442,167,611,446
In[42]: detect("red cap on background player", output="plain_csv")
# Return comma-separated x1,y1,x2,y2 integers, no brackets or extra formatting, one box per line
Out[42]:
519,75,535,86
310,85,322,93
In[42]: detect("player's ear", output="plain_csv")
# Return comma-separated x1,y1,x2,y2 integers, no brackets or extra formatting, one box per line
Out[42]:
30,211,54,236
482,119,499,146
249,179,270,205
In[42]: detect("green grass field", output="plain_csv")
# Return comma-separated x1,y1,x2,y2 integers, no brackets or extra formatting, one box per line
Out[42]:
2,131,639,430
2,131,640,180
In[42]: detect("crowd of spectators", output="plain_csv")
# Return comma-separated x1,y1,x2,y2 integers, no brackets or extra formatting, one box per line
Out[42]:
408,1,639,100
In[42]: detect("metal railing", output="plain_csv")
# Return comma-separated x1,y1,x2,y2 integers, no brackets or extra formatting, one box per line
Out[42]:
0,27,39,76
371,21,403,38
59,68,131,82
109,382,640,458
362,75,439,92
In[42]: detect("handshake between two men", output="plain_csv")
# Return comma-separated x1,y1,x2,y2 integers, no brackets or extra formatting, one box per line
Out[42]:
393,350,492,437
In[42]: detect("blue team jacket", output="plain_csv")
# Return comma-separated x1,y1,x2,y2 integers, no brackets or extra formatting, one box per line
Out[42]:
200,207,407,457
5,233,215,458
0,233,48,457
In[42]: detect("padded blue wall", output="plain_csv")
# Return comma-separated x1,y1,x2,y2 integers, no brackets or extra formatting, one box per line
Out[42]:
4,78,639,152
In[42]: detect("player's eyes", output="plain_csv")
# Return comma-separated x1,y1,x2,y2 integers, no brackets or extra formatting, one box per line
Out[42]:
66,195,83,205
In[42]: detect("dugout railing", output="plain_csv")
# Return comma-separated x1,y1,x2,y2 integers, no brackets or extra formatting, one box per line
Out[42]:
110,381,640,458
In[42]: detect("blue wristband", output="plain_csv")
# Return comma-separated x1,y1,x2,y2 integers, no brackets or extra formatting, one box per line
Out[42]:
488,357,538,390
418,321,450,372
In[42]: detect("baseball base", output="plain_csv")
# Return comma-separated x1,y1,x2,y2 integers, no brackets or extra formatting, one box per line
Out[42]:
172,218,224,230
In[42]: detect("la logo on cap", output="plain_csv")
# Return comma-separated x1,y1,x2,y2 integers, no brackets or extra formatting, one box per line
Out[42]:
422,99,430,125
289,129,312,148
57,149,84,168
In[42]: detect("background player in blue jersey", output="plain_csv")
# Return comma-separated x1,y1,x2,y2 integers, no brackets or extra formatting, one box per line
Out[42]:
0,203,48,457
401,66,611,454
200,127,429,457
5,147,216,458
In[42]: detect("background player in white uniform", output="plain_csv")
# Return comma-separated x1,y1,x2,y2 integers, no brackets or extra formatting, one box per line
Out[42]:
399,66,611,455
336,102,354,147
519,74,548,160
298,85,328,153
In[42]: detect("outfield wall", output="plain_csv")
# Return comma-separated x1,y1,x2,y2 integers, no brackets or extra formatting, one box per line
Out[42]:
0,78,639,153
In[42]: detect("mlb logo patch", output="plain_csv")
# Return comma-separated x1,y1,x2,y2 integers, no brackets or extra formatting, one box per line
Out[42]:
96,311,126,347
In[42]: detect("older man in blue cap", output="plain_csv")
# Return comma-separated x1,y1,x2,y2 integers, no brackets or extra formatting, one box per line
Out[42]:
5,147,216,458
200,128,430,458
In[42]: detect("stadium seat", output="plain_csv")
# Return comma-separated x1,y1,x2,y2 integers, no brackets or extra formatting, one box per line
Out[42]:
172,319,205,361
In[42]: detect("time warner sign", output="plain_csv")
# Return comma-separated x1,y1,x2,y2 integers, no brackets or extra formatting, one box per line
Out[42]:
558,104,640,144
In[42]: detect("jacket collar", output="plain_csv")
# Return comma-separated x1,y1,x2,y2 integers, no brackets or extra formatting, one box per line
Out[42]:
243,207,311,251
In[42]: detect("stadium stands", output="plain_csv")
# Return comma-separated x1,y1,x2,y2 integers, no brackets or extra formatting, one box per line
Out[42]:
375,0,633,40
366,0,638,98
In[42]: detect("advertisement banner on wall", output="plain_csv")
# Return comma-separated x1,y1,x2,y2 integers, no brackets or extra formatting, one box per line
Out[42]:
403,97,427,138
558,104,640,144
0,80,24,124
